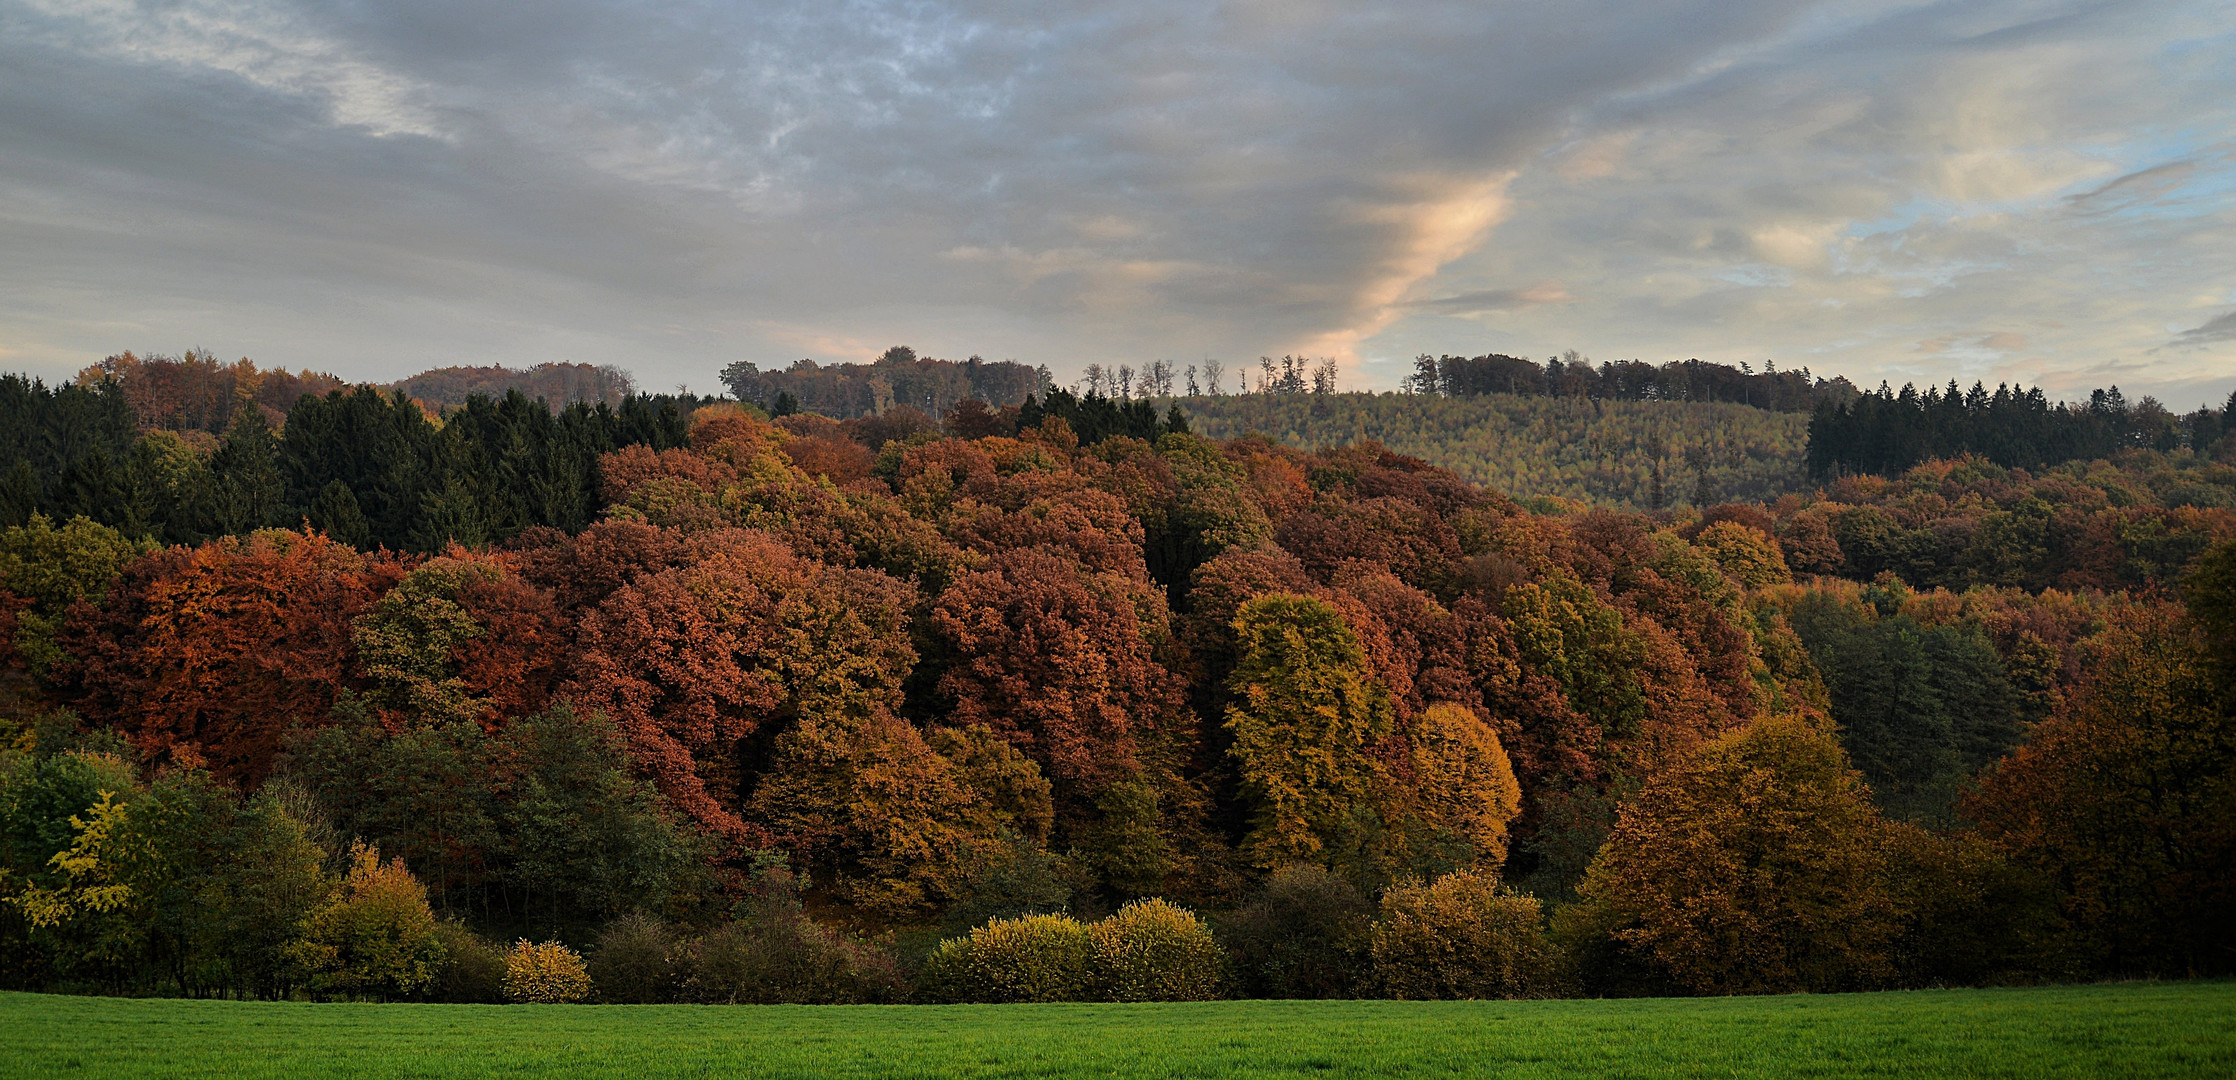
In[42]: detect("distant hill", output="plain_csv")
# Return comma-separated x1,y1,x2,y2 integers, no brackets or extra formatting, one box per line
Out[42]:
1167,391,1812,509
66,353,643,432
720,346,1049,419
389,363,636,411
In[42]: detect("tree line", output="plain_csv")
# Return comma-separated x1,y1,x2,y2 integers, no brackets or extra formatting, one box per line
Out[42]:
71,351,638,433
389,363,637,412
1407,352,1859,413
0,374,708,551
720,346,1050,420
1806,380,2236,477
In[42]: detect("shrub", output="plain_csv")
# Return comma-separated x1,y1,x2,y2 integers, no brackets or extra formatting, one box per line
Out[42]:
938,832,1072,937
683,916,903,1004
503,940,591,1004
1881,824,2055,987
680,861,903,1005
1547,891,1676,998
919,912,1093,1003
1089,899,1224,1001
1368,871,1564,999
427,922,506,1003
1218,865,1372,998
292,842,444,1000
588,913,682,1003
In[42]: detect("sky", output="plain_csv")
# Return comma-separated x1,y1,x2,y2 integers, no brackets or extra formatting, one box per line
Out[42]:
1,0,2232,408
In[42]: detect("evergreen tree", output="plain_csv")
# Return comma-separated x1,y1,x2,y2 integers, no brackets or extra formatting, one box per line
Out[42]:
306,481,372,549
202,408,287,536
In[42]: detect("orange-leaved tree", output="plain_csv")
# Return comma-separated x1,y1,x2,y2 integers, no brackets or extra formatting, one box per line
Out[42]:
64,529,399,782
564,526,916,846
1571,714,1903,994
930,547,1178,790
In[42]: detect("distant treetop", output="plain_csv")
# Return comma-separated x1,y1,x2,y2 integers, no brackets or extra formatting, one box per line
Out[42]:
719,347,1051,420
390,363,637,412
1406,351,1857,413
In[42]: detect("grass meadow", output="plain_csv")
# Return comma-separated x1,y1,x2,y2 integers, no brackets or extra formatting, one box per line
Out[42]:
2,981,2228,1079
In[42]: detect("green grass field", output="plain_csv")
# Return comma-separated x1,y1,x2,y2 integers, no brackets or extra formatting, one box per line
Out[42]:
2,982,2228,1079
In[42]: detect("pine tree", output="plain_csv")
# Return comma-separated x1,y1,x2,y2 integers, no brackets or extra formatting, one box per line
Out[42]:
306,481,372,549
204,408,287,535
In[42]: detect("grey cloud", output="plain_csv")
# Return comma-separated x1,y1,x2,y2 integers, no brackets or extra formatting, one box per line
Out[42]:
1369,0,2236,409
2065,161,2198,216
2175,310,2236,346
0,0,2230,409
1403,286,1576,315
1,0,1823,383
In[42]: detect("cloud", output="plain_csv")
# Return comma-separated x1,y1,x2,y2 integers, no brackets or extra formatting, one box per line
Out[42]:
1404,283,1577,316
2064,161,2199,216
0,0,2229,408
2174,309,2236,345
1362,0,2236,407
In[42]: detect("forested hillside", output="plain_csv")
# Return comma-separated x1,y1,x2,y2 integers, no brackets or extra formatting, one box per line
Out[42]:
1169,391,1811,509
1808,380,2236,478
0,375,714,550
1,365,2230,1006
390,363,637,412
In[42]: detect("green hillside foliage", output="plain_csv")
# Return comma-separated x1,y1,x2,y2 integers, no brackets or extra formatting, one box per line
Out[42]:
1166,391,1811,508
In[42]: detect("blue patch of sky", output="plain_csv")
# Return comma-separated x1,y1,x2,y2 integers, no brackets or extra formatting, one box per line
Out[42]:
1715,264,1794,288
1836,135,2231,249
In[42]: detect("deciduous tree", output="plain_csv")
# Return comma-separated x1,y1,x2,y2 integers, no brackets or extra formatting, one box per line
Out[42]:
1573,715,1903,994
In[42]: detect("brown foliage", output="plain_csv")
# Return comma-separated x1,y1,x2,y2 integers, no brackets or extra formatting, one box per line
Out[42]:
63,529,399,781
1966,604,2236,975
564,527,917,844
1574,715,1903,994
931,548,1178,787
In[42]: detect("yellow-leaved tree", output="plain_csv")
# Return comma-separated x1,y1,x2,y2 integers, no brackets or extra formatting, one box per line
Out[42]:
1223,593,1393,869
292,842,444,1000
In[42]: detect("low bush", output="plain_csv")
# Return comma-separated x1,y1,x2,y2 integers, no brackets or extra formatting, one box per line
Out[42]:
1218,865,1373,998
920,913,1093,1003
426,922,506,1003
1089,899,1224,1001
503,940,591,1004
681,862,904,1004
1369,871,1565,1000
588,914,682,1004
683,916,904,1004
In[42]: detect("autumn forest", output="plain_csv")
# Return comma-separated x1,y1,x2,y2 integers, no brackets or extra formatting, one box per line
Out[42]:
1,349,2232,1005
